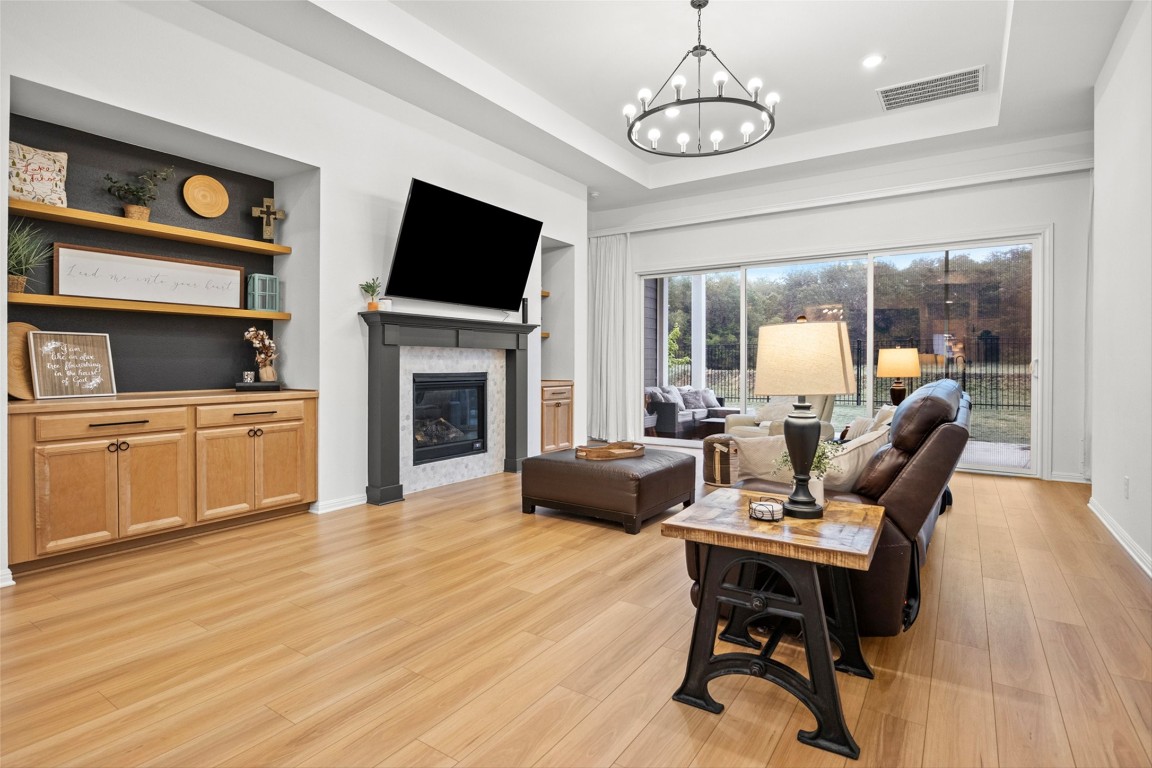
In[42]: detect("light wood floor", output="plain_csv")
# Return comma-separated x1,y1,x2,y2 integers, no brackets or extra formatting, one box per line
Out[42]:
2,470,1150,768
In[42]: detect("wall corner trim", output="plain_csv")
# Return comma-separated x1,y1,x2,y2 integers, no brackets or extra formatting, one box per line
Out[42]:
1087,496,1152,577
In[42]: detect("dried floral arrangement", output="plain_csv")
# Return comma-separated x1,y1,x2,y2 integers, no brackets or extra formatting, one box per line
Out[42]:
244,327,278,368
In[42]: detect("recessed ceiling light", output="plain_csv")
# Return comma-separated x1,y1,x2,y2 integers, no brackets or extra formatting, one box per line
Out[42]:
862,54,885,69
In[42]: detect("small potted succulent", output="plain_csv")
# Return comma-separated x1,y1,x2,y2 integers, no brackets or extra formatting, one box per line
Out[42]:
7,219,52,293
104,166,175,221
359,277,383,310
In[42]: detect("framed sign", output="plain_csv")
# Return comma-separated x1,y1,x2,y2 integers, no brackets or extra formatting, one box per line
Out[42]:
54,243,245,309
28,331,117,399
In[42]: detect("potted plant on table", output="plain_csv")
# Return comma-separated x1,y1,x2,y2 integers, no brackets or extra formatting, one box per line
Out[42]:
359,277,383,311
7,219,52,293
776,439,843,506
104,166,175,221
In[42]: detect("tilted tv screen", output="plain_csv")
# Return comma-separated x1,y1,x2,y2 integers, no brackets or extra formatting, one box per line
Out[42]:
384,178,543,312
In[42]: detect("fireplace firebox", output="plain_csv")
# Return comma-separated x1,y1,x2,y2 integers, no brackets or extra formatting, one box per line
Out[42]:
412,372,486,465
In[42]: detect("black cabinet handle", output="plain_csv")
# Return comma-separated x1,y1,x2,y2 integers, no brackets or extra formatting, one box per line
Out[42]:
118,441,129,451
255,428,264,437
248,428,257,437
107,443,118,453
234,411,277,417
90,419,149,428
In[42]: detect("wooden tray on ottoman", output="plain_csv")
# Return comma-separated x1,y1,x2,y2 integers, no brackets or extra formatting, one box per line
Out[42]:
575,441,645,460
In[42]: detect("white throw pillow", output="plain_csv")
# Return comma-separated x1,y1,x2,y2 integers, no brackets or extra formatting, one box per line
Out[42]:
733,435,792,481
660,385,685,409
869,405,898,432
841,416,873,442
701,388,722,408
824,428,890,492
9,141,68,207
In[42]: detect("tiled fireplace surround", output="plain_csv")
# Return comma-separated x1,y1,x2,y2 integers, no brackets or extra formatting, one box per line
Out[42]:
360,312,537,504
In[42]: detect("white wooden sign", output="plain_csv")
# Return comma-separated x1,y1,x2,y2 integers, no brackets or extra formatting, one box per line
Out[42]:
54,244,244,309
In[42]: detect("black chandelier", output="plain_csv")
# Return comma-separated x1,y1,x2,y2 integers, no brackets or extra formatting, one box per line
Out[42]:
622,0,779,157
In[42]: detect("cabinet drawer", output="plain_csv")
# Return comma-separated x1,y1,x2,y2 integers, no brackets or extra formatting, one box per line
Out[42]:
542,385,572,401
196,400,304,428
35,408,189,442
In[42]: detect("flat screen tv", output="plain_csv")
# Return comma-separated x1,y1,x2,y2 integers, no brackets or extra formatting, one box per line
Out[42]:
384,178,543,312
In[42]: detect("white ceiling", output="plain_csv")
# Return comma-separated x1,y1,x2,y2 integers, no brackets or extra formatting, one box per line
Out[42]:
200,0,1131,210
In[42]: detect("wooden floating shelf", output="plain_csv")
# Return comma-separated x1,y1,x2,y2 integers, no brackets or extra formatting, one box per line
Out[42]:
540,331,551,339
8,198,292,256
540,290,551,298
8,293,291,320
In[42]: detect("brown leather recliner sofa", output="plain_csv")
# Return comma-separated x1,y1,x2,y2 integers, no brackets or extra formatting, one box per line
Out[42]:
690,378,971,636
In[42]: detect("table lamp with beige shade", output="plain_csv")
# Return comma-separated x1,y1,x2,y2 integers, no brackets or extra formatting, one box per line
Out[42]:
755,318,856,519
876,347,921,406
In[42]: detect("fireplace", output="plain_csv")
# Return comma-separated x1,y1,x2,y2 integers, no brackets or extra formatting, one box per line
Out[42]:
412,372,486,464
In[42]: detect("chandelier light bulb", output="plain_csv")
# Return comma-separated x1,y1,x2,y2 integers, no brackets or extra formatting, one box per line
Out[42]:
622,104,637,125
765,91,781,109
671,74,687,100
677,132,690,153
647,128,661,149
740,122,754,143
666,107,680,119
638,88,653,110
710,130,723,151
712,70,728,97
747,77,763,101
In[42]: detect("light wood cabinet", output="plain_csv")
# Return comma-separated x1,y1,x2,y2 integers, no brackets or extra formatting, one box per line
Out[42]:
8,390,317,566
541,380,574,453
195,402,310,521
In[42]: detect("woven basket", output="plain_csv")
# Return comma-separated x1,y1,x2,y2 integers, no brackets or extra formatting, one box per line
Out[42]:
122,204,151,221
574,442,645,460
8,275,28,293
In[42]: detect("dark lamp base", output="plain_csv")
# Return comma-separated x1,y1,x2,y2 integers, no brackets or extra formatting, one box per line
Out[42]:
890,380,908,406
783,499,824,519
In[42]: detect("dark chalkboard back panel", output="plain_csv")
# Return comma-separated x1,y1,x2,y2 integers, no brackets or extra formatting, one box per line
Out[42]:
8,115,283,394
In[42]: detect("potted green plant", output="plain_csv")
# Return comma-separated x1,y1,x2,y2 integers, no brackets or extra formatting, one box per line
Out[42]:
104,166,175,221
7,219,52,293
359,277,383,310
776,439,843,506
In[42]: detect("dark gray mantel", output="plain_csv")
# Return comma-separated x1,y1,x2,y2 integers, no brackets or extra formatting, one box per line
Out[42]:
359,311,538,505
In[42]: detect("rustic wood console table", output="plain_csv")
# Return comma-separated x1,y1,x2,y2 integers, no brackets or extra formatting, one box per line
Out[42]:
661,488,883,759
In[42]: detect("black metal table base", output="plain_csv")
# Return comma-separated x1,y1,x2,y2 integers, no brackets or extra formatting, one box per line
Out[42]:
672,544,873,760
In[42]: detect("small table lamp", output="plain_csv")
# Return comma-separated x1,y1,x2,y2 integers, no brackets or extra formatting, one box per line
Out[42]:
876,347,921,406
755,318,856,519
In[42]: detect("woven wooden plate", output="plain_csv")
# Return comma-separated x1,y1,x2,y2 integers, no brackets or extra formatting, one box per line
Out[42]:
575,442,645,460
7,322,38,400
183,174,229,218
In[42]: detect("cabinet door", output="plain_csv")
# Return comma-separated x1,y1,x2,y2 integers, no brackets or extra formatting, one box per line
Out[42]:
118,432,192,537
196,426,256,522
33,439,118,555
255,421,307,509
553,398,573,451
542,400,560,453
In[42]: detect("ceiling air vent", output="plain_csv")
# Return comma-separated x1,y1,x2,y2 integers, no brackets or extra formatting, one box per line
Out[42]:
877,66,984,111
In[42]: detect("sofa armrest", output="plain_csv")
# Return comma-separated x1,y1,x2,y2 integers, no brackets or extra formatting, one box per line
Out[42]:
652,400,681,434
725,414,757,430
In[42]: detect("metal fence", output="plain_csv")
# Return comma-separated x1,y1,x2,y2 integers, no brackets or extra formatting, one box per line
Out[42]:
667,337,1031,418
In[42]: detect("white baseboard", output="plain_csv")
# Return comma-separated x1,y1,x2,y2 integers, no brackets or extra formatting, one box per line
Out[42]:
1050,471,1090,483
310,494,368,514
0,568,14,589
1088,496,1152,577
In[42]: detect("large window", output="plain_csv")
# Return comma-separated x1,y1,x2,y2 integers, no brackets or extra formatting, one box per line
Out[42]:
643,241,1036,475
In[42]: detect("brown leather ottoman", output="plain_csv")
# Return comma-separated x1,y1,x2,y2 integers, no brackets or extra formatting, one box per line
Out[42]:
521,449,696,534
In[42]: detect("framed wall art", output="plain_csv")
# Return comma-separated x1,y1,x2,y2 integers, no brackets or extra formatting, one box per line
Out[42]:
54,243,245,309
28,331,117,399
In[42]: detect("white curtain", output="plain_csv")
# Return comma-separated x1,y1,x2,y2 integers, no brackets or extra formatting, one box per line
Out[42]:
588,234,634,441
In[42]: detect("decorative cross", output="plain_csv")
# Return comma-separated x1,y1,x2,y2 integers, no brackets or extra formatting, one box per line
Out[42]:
251,198,286,240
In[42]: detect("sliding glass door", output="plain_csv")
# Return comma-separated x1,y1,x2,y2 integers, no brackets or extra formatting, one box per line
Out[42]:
643,239,1037,475
873,243,1035,473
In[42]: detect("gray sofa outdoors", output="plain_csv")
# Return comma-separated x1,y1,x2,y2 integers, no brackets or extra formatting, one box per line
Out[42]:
645,385,740,439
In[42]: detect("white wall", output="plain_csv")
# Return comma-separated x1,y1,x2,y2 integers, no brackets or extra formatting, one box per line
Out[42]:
600,171,1092,483
1091,0,1152,571
0,0,588,579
